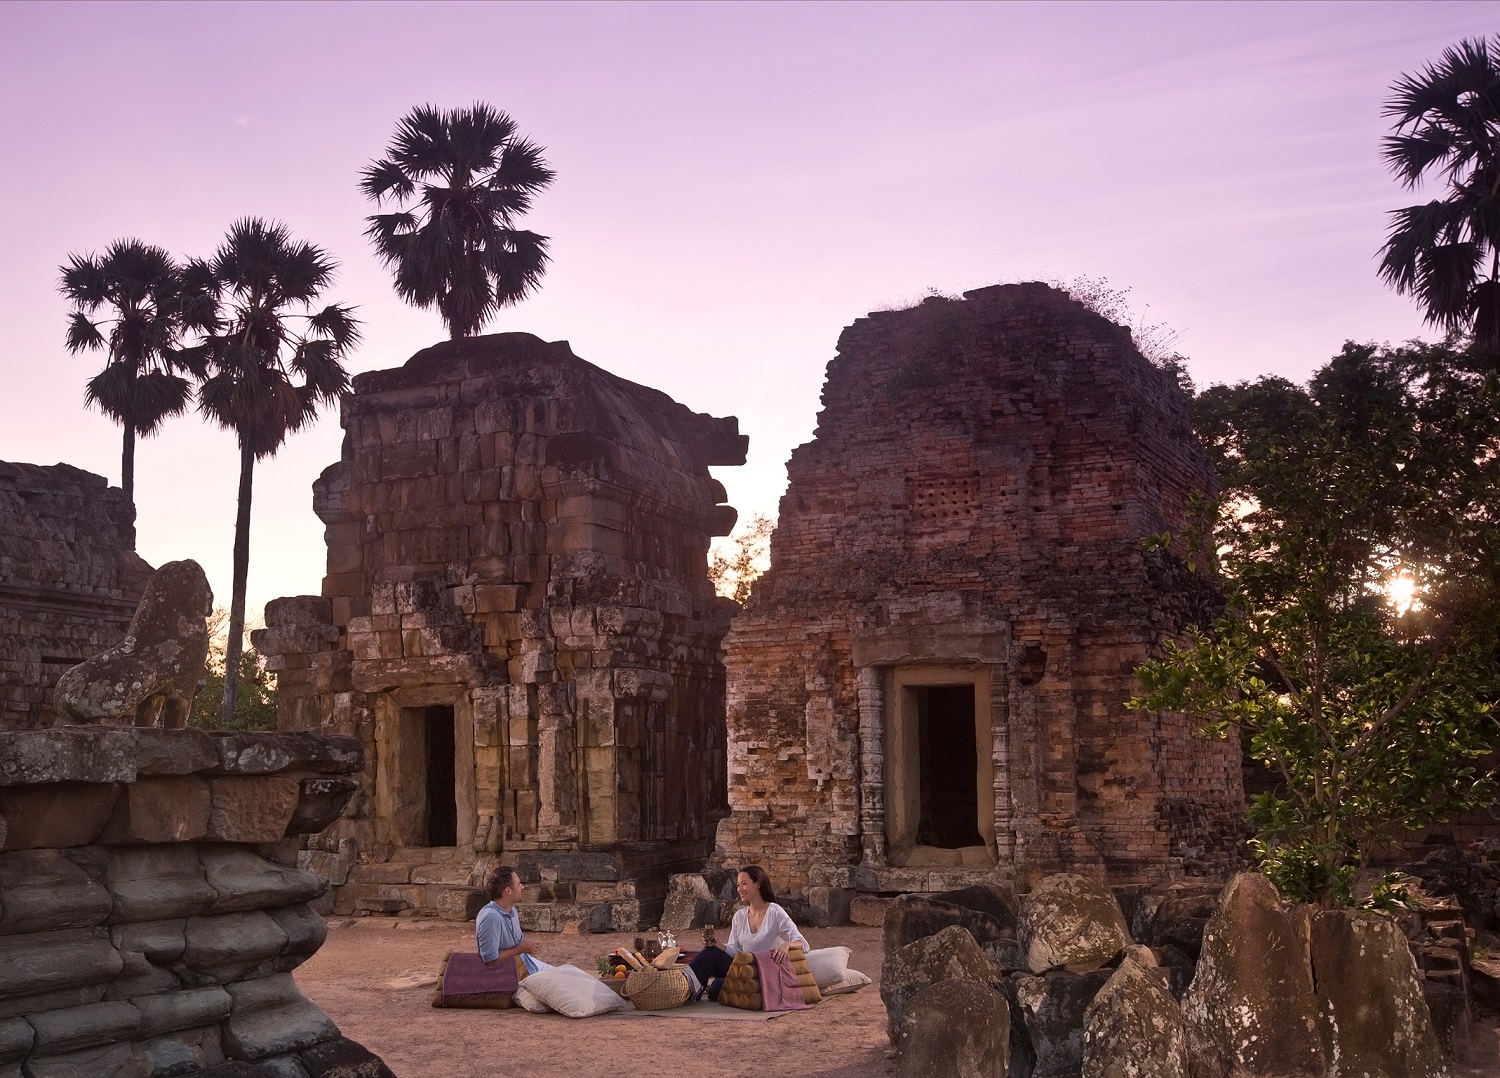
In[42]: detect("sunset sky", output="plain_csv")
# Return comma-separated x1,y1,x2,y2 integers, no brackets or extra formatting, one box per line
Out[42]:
1,1,1494,621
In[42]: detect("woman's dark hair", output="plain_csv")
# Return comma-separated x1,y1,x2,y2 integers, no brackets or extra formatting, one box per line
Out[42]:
487,865,519,900
739,865,776,903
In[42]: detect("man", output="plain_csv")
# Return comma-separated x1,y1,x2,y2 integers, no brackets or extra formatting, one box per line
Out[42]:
476,865,550,975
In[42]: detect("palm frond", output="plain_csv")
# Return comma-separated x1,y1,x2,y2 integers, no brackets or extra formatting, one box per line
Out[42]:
307,303,362,350
359,158,415,203
58,253,109,307
65,311,106,353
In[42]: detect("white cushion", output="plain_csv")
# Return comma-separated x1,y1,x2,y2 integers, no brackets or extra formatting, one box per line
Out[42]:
818,968,872,996
514,964,631,1017
805,946,852,987
513,983,550,1013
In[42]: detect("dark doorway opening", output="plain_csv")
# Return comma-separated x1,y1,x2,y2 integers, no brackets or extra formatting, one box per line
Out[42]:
424,705,457,847
916,685,983,848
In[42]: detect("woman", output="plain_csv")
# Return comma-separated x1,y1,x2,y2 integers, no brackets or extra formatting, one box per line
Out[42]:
687,865,808,1001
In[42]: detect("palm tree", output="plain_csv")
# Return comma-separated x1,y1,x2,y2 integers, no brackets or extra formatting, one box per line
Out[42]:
184,218,360,724
59,240,204,503
1380,35,1500,354
361,102,555,339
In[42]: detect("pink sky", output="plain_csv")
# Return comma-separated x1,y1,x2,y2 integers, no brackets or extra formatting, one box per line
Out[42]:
1,1,1494,620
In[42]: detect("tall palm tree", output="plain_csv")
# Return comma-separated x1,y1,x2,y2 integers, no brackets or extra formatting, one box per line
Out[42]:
1380,35,1500,354
361,102,555,339
185,218,360,724
59,240,203,503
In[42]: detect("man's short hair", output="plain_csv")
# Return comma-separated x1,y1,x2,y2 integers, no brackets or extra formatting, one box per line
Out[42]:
488,865,519,900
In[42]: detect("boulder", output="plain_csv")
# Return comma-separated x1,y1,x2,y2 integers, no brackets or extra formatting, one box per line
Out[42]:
1012,968,1112,1078
1018,873,1131,974
55,560,213,728
884,892,1017,967
1306,907,1444,1077
660,873,715,931
1080,953,1187,1078
881,924,999,1044
1182,873,1324,1078
896,979,1011,1078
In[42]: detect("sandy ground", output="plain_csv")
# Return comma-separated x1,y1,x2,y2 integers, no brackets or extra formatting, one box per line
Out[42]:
296,917,1500,1077
295,920,895,1078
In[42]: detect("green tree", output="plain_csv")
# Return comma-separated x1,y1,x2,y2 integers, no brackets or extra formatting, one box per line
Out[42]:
188,609,277,731
1380,36,1500,354
59,240,205,503
183,218,359,724
1130,341,1500,905
360,102,554,339
709,514,775,604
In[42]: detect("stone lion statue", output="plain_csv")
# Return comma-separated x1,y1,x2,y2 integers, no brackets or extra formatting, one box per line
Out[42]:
55,559,214,728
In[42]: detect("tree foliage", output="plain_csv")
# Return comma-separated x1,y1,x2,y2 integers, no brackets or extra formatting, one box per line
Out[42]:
188,608,277,732
1380,36,1500,354
58,240,205,502
709,514,775,604
1130,340,1500,904
361,102,554,339
181,218,358,725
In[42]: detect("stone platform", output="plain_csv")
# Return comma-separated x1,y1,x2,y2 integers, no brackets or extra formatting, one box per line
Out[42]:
0,726,392,1077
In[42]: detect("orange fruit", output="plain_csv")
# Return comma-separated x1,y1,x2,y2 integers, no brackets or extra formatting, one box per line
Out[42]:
614,968,627,979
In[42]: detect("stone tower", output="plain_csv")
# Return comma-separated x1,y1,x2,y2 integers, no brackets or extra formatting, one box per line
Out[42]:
713,283,1243,908
257,333,745,927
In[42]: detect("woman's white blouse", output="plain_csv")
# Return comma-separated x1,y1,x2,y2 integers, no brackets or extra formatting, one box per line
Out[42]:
721,902,808,957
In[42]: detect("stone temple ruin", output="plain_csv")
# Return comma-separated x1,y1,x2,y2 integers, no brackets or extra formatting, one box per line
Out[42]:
252,283,1243,928
711,283,1245,910
255,333,746,927
0,462,150,730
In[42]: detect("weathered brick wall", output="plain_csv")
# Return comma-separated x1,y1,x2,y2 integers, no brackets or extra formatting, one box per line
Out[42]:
257,333,744,925
0,462,151,730
716,284,1244,896
0,726,388,1077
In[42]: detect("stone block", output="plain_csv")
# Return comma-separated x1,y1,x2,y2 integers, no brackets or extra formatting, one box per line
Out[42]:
0,928,122,1000
222,975,338,1059
0,729,138,786
110,919,187,963
27,1000,140,1055
0,1017,32,1064
267,904,327,962
130,728,220,776
133,985,232,1037
297,1036,396,1078
182,911,289,975
206,777,301,842
199,847,327,913
0,849,112,934
105,846,217,921
287,778,358,835
850,895,893,926
99,776,212,844
210,733,363,776
20,1041,149,1078
298,850,353,888
143,1025,224,1076
0,783,120,849
0,986,106,1023
347,863,410,885
102,949,181,1000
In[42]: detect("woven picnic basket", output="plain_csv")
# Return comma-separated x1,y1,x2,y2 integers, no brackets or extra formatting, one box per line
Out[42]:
623,966,691,1011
